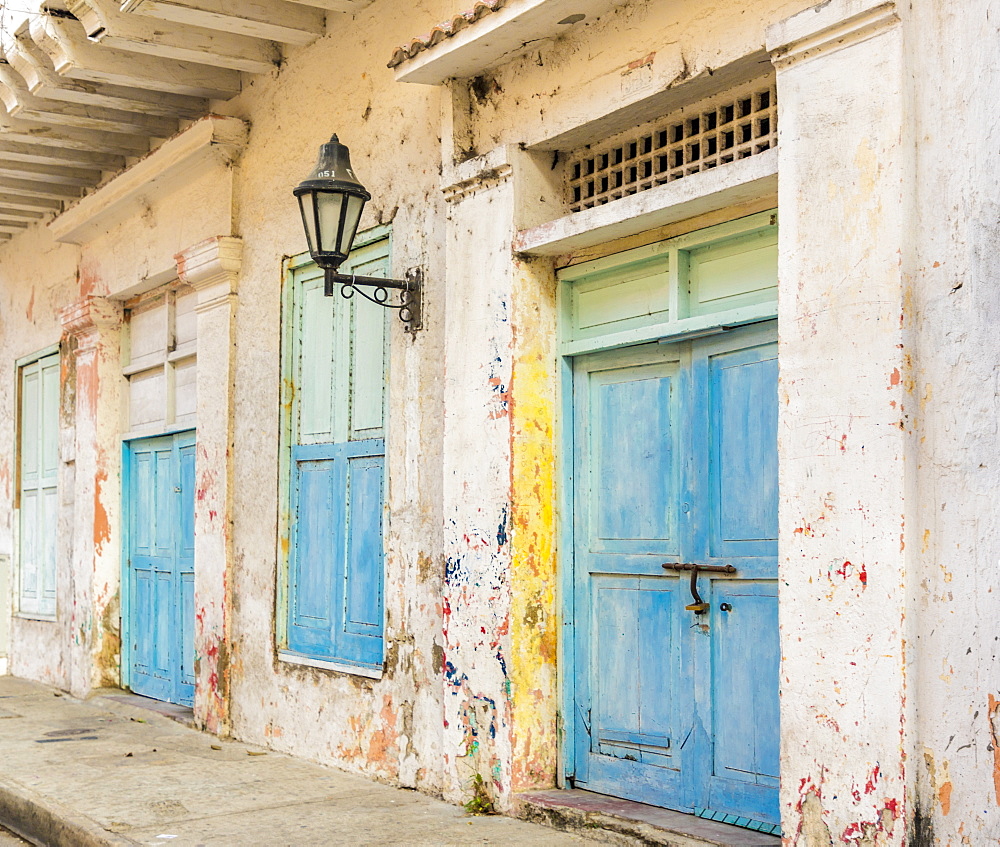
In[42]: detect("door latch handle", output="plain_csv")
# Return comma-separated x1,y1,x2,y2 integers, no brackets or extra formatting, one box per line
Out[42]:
661,563,737,615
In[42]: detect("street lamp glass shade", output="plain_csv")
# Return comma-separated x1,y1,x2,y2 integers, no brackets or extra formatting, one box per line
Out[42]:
294,135,371,271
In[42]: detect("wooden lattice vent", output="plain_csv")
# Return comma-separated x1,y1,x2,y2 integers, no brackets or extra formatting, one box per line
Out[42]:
566,77,778,212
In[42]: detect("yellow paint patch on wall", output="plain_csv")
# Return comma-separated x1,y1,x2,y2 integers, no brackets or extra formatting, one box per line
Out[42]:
508,259,560,792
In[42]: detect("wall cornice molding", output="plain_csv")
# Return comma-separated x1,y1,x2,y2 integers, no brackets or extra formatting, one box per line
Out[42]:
767,0,897,68
175,235,242,312
59,295,122,351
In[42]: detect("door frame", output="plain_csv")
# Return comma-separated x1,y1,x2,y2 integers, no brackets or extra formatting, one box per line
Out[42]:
120,426,196,693
555,212,780,792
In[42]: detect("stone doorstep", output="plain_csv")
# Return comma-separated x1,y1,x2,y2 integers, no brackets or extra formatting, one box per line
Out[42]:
513,789,782,847
91,690,196,729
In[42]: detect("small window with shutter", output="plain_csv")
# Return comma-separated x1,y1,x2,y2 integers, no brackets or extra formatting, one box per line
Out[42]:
17,350,59,618
278,232,389,671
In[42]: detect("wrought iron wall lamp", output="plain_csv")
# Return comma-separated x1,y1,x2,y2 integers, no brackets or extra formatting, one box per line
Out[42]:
294,135,422,332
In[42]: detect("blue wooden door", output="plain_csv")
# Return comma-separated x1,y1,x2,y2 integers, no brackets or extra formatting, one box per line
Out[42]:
572,322,779,833
126,432,196,706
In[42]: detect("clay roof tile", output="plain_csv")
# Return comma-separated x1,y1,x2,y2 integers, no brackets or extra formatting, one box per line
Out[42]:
387,0,507,69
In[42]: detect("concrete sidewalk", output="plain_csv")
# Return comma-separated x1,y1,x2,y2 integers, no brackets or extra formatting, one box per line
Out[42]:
0,677,596,847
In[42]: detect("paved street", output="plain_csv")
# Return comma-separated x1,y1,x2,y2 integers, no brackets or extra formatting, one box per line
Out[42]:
0,826,28,846
0,677,597,846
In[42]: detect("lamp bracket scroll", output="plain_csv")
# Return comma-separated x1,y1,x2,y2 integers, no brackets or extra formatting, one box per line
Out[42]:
325,267,423,333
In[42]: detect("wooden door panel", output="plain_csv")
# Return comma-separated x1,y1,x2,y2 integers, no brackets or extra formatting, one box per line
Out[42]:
707,344,779,562
572,325,779,831
344,453,384,637
710,582,780,789
592,579,677,769
127,432,196,706
288,454,343,654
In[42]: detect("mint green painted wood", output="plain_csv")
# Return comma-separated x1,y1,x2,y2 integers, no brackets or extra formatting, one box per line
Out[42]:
687,227,778,316
298,272,338,444
18,352,59,617
573,254,670,337
349,241,388,439
558,211,777,357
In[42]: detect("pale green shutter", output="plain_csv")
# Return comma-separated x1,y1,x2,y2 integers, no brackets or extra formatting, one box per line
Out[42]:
19,353,59,616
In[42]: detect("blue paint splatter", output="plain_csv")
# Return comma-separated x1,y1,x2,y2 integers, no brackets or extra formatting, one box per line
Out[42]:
497,507,508,548
496,650,507,678
445,555,465,583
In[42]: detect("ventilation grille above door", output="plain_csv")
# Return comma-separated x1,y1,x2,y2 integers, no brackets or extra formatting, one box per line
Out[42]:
566,77,777,212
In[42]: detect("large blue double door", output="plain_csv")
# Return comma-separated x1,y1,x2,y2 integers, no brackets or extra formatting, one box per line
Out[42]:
571,324,779,831
125,432,196,706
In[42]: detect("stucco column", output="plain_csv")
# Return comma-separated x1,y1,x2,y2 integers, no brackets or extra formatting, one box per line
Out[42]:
440,151,518,807
175,236,242,734
438,147,563,808
768,1,913,842
59,296,123,698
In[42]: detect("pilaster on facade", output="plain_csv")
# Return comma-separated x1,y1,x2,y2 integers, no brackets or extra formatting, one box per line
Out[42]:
769,1,911,839
174,235,242,735
58,295,124,697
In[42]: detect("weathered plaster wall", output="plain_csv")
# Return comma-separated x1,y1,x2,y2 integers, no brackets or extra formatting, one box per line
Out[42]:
217,0,452,797
907,0,1000,841
773,2,911,842
77,166,236,296
465,0,817,153
0,222,80,690
0,133,237,697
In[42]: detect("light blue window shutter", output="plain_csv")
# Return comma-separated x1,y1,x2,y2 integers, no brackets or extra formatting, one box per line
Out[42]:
286,238,388,667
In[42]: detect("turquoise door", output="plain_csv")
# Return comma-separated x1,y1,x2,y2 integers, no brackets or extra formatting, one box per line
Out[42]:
571,322,779,833
125,432,196,706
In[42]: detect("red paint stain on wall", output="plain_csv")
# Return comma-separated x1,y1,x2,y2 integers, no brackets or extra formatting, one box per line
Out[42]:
988,694,1000,804
78,260,100,298
25,289,34,322
888,368,901,387
939,780,952,815
93,468,111,552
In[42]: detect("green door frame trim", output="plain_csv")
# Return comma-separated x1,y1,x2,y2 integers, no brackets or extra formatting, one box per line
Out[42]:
275,223,392,677
555,209,779,787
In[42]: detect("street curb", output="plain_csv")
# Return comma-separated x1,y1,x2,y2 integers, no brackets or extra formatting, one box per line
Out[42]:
0,776,139,847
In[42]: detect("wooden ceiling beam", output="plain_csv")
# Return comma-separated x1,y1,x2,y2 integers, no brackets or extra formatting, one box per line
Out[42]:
0,219,31,233
0,192,64,211
284,0,372,10
120,0,325,47
0,60,179,137
0,206,46,219
9,23,208,119
0,138,123,171
0,178,82,200
0,160,102,188
67,0,280,74
0,102,149,156
33,13,242,99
